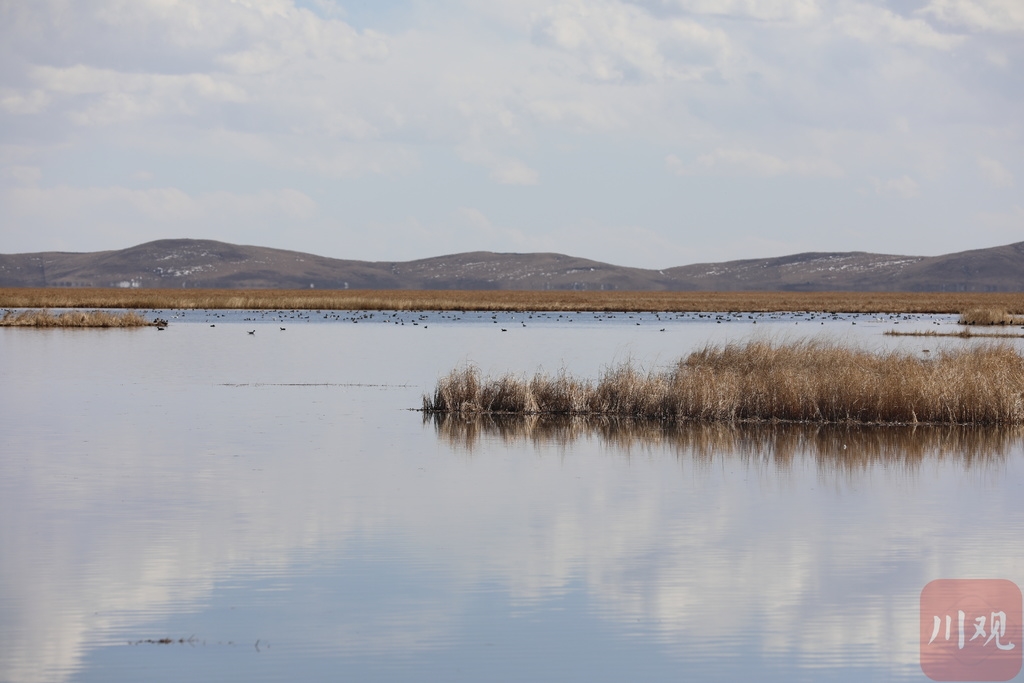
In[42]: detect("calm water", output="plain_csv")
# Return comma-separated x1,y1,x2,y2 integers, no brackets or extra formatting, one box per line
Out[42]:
2,310,1022,682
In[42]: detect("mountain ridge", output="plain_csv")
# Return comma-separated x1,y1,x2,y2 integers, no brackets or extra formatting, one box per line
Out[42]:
1,238,1023,292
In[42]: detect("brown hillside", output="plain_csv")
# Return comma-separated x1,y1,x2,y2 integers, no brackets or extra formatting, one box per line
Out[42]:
1,239,1022,292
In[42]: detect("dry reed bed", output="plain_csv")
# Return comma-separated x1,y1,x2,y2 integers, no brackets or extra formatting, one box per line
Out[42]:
2,287,1023,314
424,340,1024,425
429,413,1019,470
958,307,1024,326
0,309,155,327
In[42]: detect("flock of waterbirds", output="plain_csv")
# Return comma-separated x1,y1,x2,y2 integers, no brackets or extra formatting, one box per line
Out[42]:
139,308,953,333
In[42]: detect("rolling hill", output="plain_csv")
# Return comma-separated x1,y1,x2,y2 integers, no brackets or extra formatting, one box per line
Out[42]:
1,239,1023,292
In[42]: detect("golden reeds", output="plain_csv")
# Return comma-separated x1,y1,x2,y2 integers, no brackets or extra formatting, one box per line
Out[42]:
2,287,1023,314
0,309,157,327
424,340,1024,425
958,307,1024,326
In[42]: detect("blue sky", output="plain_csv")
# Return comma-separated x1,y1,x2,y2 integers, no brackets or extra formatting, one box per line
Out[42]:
1,0,1021,268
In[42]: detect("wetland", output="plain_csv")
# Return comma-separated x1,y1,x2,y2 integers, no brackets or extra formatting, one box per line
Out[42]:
1,307,1022,682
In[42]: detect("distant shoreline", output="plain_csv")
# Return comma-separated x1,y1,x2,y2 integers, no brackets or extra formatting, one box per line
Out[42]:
2,287,1023,314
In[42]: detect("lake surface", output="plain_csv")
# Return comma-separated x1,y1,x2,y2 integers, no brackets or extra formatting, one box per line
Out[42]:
2,310,1023,682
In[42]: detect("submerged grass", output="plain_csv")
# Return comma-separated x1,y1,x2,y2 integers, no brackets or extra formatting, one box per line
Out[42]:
424,340,1024,425
885,329,1024,338
0,309,157,327
2,287,1024,314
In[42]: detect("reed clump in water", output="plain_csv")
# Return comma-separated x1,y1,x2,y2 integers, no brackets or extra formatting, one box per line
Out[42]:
959,308,1024,326
0,309,156,327
424,340,1024,425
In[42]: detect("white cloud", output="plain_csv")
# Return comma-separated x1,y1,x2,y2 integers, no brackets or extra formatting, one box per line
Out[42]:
663,0,822,23
489,159,540,185
180,129,419,178
974,205,1024,243
974,204,1024,231
305,0,347,21
1,165,42,185
454,209,706,266
977,156,1014,188
213,10,389,72
983,48,1010,67
454,207,535,246
551,220,701,266
456,206,496,234
1,0,1022,263
835,4,964,50
204,187,317,220
527,97,624,132
75,0,387,62
921,0,1024,33
2,0,389,138
31,66,245,101
530,0,734,83
0,88,50,115
1,185,318,251
664,153,687,175
457,143,540,185
358,207,701,267
668,147,842,177
700,147,788,175
869,175,920,198
351,207,539,261
27,65,249,126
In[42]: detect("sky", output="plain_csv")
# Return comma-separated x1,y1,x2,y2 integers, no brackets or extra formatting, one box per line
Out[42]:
0,0,1021,268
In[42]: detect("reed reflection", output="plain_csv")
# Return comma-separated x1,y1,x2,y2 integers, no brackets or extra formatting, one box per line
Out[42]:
428,413,1021,474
